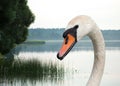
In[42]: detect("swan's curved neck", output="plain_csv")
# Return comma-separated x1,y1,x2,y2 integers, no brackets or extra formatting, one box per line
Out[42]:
87,26,105,86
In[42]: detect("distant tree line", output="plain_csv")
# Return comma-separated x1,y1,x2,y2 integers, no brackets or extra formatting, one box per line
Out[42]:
28,29,120,41
0,0,35,55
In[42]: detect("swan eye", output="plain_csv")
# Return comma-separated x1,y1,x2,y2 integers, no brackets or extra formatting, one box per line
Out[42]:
63,32,67,38
63,29,70,38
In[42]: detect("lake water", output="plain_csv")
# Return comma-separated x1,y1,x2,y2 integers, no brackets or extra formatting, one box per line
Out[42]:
0,40,120,86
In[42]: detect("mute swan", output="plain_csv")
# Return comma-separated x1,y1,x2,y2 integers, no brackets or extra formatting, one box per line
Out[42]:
57,15,105,86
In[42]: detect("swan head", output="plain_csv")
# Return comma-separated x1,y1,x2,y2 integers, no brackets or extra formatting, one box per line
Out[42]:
57,15,96,60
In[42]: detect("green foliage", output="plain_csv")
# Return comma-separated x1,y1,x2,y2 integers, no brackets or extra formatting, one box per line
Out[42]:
0,59,64,80
0,0,35,54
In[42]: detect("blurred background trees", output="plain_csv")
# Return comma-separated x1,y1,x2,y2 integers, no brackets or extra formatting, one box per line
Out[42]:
0,0,35,55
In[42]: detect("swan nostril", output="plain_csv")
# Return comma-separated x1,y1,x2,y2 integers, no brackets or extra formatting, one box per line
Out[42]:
65,36,68,44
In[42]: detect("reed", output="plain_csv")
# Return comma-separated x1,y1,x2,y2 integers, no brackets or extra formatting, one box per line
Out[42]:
0,58,64,81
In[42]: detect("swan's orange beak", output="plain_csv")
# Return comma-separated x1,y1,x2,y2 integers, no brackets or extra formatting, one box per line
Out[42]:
57,34,76,60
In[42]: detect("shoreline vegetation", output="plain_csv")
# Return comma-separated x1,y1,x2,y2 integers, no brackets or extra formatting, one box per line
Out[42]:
23,40,45,44
0,58,64,80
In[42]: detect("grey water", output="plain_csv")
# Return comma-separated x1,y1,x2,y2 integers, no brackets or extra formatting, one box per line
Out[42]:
1,40,120,86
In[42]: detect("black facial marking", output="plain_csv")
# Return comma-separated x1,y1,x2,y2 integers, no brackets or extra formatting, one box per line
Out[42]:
63,25,79,42
73,25,79,29
63,29,71,38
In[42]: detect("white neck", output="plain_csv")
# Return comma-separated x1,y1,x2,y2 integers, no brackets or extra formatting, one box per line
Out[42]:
87,25,105,86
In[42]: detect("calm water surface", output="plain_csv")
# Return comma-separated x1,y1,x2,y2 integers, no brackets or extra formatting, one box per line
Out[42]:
1,40,120,86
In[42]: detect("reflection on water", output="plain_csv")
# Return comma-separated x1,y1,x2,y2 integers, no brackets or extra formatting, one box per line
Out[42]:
0,41,120,86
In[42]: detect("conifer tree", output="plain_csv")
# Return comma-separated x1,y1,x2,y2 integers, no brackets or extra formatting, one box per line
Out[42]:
0,0,35,54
